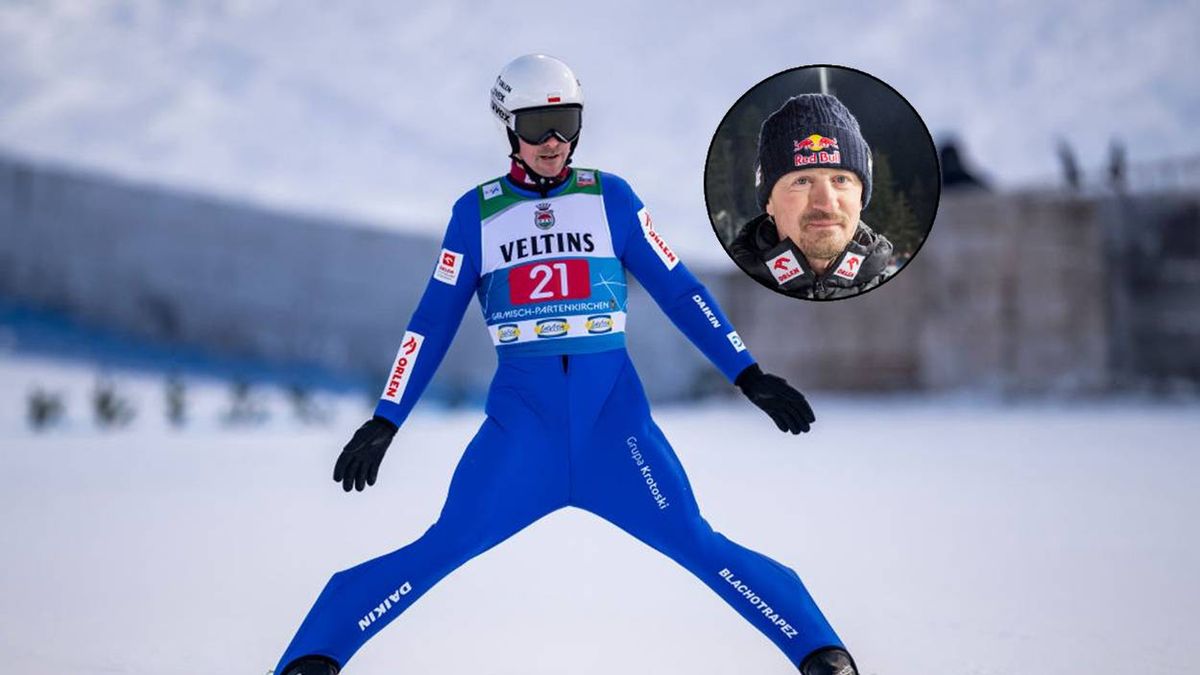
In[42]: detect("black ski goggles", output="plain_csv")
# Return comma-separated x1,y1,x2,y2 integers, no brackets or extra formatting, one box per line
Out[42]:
512,105,582,145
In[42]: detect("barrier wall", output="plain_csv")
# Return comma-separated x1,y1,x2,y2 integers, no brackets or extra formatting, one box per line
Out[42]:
3,154,1197,396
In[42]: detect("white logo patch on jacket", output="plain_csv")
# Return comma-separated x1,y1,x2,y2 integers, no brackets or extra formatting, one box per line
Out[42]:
832,252,865,280
766,249,802,285
434,249,463,285
638,208,678,270
381,332,424,403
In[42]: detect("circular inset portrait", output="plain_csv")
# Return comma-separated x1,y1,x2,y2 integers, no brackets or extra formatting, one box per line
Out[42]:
705,65,939,301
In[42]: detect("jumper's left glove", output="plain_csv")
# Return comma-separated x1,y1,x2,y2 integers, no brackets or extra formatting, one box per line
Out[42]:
333,416,398,492
735,364,816,435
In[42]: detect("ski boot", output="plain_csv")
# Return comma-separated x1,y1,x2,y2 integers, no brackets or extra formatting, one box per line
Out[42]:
800,647,858,675
277,655,340,675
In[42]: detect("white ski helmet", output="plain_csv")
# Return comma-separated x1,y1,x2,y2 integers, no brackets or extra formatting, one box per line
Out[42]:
491,54,583,156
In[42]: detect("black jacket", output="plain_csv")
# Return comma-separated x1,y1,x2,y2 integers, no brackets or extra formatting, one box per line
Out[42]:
729,215,893,300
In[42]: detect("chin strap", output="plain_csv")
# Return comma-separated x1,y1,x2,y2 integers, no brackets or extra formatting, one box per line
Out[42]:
508,156,573,195
505,129,580,196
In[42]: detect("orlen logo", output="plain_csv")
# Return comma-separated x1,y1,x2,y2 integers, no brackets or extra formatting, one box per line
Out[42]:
794,133,841,167
433,248,462,286
535,318,569,338
833,252,865,281
586,315,614,334
639,207,679,270
381,332,424,403
497,324,520,343
766,250,803,285
691,294,721,329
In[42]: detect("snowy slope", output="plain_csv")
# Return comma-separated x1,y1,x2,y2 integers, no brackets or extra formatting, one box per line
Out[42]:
1,354,1197,674
2,1,1198,264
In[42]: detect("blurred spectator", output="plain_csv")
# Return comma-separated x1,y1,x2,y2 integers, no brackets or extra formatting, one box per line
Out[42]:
223,380,268,425
1057,139,1081,191
94,377,135,428
940,139,989,190
28,388,65,430
165,375,187,428
1108,140,1127,193
288,384,330,425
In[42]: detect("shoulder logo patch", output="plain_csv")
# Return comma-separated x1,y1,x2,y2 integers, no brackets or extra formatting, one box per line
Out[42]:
576,170,596,187
482,181,503,200
638,207,679,271
434,249,463,285
766,249,803,286
833,252,864,281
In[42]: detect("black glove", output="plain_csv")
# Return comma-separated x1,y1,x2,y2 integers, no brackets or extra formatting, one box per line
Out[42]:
333,416,398,492
735,364,816,434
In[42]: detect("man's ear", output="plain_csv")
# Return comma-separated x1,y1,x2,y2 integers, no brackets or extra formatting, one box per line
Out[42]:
765,195,775,219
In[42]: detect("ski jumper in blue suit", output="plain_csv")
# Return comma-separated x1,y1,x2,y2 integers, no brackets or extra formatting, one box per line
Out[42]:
275,169,844,671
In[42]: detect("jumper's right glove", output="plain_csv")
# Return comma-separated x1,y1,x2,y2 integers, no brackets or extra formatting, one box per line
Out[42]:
735,364,816,435
333,416,398,492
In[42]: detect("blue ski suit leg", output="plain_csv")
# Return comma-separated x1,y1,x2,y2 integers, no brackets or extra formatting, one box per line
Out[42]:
274,350,841,672
275,363,572,671
566,350,842,667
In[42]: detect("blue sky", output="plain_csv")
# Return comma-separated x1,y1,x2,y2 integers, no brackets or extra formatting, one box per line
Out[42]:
1,0,1196,261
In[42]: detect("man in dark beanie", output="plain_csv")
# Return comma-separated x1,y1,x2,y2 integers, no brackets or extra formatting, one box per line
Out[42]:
730,94,893,300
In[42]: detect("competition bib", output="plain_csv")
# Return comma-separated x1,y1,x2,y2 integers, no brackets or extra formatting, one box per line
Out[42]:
476,170,628,357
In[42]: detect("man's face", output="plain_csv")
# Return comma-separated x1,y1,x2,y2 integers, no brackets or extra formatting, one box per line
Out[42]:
766,168,862,265
517,136,569,177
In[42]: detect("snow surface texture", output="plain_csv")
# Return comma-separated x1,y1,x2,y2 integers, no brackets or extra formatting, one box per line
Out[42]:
2,1,1198,264
2,354,1198,674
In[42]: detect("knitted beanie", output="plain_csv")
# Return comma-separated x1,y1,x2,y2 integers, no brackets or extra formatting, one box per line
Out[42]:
754,94,873,210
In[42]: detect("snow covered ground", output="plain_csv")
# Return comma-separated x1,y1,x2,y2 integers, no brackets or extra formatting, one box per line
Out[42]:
1,354,1198,674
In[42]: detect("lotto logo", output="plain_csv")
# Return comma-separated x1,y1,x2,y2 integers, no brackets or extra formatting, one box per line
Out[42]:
586,315,614,334
497,324,520,343
434,248,462,285
535,318,569,338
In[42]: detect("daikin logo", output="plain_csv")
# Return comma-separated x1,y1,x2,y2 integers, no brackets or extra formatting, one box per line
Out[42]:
358,582,413,631
691,294,721,328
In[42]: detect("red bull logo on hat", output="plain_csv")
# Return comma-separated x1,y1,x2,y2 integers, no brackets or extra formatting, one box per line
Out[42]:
793,133,841,167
